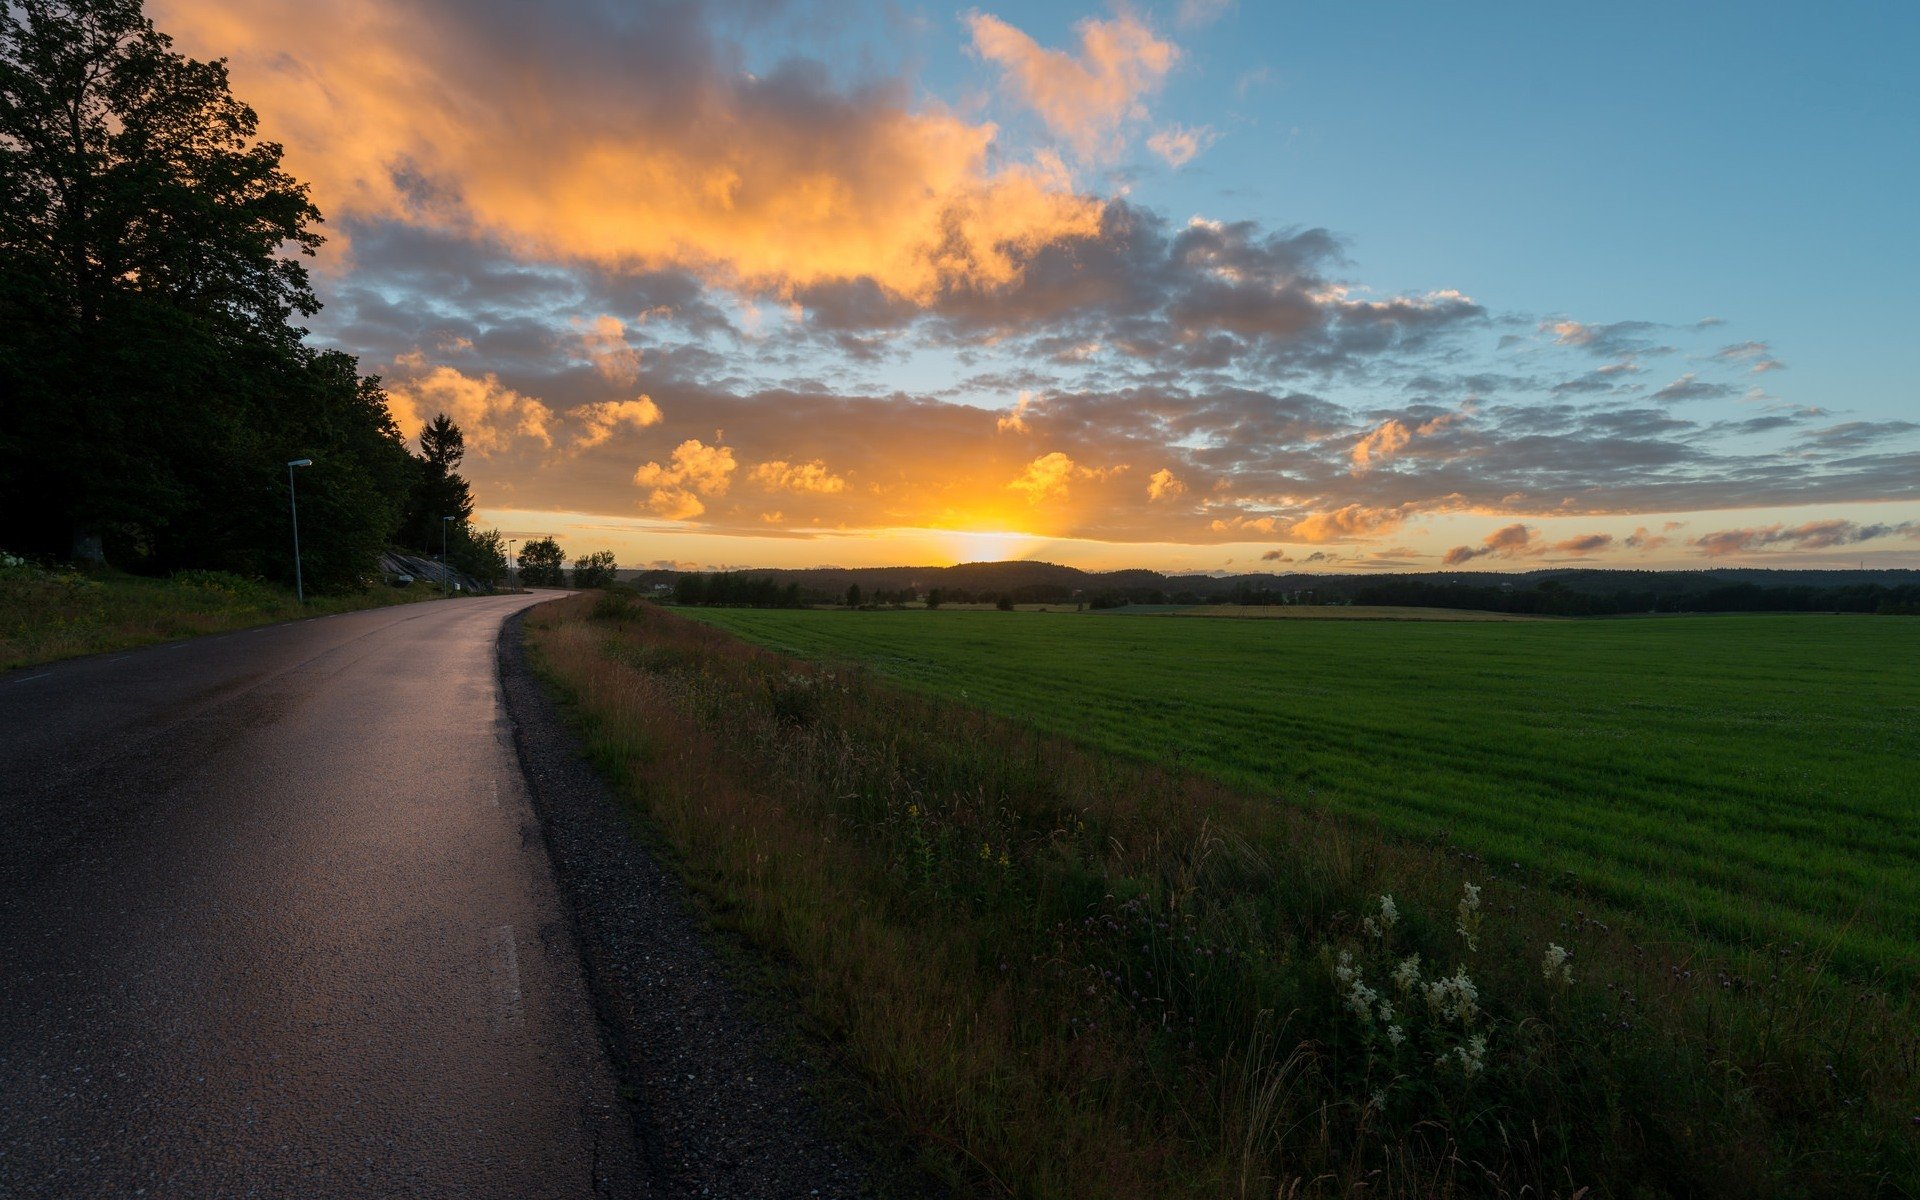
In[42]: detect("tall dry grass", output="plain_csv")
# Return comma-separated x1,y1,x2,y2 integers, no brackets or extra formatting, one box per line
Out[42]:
529,592,1918,1198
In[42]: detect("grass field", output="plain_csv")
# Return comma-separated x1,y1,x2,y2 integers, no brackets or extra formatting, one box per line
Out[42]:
536,595,1919,1195
1167,604,1545,621
687,607,1920,980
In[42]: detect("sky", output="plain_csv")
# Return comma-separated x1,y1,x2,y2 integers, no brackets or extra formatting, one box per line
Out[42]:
155,0,1920,573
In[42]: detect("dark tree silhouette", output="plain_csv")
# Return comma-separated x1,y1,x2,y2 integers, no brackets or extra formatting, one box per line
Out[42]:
517,537,566,587
0,0,412,587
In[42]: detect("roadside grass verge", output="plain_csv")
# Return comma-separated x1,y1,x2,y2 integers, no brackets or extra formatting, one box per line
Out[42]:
528,593,1917,1198
0,559,463,670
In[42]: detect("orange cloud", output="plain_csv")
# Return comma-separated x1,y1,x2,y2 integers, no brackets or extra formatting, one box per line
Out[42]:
1442,522,1537,565
571,397,664,451
751,460,847,495
1008,451,1122,504
634,439,737,520
967,9,1178,160
576,316,641,385
386,353,553,452
152,0,1103,302
1350,419,1412,475
997,392,1038,434
1146,467,1186,501
1552,533,1614,555
1281,504,1414,544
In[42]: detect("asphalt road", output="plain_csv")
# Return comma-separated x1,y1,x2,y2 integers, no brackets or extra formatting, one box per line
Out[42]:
0,594,641,1198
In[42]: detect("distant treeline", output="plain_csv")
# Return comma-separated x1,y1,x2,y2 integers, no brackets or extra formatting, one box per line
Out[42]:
672,572,807,608
653,567,1920,615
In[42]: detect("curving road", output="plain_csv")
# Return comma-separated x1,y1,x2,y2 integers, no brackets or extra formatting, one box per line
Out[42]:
0,594,641,1198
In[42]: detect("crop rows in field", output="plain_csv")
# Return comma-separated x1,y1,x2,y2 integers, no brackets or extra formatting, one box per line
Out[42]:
686,607,1920,978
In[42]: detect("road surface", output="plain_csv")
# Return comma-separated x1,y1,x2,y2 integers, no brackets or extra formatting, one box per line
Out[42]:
0,594,641,1197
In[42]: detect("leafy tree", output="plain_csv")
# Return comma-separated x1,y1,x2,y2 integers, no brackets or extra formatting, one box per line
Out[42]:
448,524,509,586
926,588,944,609
846,583,862,608
572,549,617,589
517,536,566,587
0,0,411,589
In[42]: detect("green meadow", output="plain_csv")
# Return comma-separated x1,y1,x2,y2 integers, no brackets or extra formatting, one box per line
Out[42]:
689,607,1920,979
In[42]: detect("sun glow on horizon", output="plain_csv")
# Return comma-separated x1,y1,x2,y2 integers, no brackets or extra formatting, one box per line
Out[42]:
932,529,1044,565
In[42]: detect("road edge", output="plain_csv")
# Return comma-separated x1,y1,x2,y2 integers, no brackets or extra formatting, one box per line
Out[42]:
496,607,891,1199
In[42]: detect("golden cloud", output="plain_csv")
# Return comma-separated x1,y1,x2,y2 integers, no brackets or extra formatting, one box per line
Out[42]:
751,460,846,495
1282,504,1415,544
571,397,664,451
1146,467,1186,501
634,438,737,520
386,353,554,452
151,0,1103,301
1350,419,1412,475
1007,451,1124,504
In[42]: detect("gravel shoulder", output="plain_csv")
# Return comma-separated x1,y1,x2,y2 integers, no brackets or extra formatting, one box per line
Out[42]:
498,610,925,1199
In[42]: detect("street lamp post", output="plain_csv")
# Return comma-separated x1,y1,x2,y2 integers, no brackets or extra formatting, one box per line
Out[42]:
507,538,517,593
286,458,313,603
441,515,454,565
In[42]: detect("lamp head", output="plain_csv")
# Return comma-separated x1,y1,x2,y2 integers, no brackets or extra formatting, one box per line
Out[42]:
288,458,313,468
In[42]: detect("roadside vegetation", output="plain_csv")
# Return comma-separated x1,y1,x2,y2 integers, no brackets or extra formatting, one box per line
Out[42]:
529,592,1918,1198
0,555,461,671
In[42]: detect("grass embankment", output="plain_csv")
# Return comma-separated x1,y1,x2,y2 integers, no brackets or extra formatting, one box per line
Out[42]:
529,593,1917,1199
692,607,1920,984
0,560,465,670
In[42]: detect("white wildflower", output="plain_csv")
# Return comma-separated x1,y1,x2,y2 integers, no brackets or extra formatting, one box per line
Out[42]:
1456,881,1483,951
1386,1023,1406,1047
1376,999,1395,1025
1365,893,1398,939
1346,979,1379,1023
1422,968,1480,1026
1333,949,1357,986
1391,953,1422,993
1542,942,1572,985
1455,1033,1489,1076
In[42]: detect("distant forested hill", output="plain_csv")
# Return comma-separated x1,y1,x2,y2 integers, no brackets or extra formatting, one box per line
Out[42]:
623,561,1920,615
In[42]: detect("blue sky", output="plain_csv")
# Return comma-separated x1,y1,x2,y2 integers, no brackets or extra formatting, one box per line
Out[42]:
162,0,1920,571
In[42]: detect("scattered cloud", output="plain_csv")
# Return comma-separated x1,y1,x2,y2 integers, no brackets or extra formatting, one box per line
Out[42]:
1008,451,1119,503
966,9,1179,160
1147,467,1186,501
751,459,847,494
997,392,1038,434
1176,0,1235,30
1146,123,1218,168
577,315,640,385
1652,372,1734,403
1443,523,1537,565
386,353,554,451
1552,533,1614,554
634,439,737,519
1693,519,1919,558
571,397,664,450
1282,504,1416,544
1351,419,1412,475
